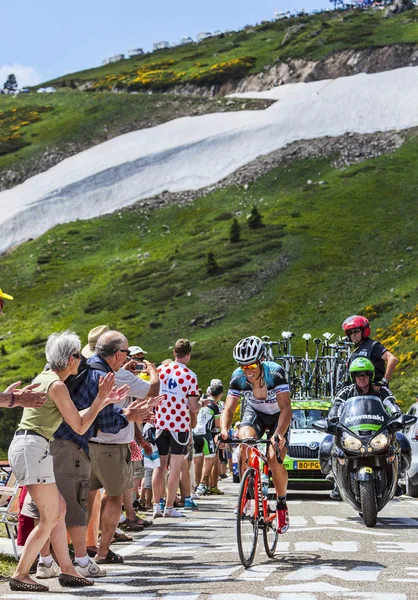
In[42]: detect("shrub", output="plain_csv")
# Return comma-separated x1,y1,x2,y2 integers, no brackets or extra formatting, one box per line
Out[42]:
247,205,264,229
230,218,241,243
206,252,219,274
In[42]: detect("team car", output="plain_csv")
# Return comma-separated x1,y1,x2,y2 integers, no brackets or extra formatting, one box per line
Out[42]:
284,400,333,485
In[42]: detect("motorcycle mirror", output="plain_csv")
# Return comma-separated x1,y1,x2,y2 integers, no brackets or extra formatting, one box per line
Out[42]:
312,419,338,434
402,414,418,428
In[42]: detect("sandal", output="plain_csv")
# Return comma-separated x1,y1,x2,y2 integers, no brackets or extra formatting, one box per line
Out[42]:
87,547,98,558
9,578,49,592
95,549,124,564
59,573,94,587
135,516,153,527
112,530,133,543
121,518,144,531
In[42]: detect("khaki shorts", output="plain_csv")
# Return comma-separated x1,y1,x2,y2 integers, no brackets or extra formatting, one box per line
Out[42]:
89,442,133,497
8,432,55,486
50,439,91,528
133,460,145,480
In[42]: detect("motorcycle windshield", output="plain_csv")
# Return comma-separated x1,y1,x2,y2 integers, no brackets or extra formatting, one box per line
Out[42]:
339,395,390,434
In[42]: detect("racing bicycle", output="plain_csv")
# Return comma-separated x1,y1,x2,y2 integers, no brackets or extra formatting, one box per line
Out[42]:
220,437,282,568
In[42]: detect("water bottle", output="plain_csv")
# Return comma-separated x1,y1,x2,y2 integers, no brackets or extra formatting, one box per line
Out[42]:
262,463,269,498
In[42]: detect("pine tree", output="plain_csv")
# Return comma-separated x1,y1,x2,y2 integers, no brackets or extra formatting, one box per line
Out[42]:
247,205,264,229
4,74,18,93
229,218,241,243
206,252,218,274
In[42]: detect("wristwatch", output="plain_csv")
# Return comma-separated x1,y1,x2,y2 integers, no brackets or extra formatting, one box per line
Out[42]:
381,377,389,386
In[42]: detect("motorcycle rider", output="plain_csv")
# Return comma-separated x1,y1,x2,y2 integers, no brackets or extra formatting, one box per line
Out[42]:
327,357,402,499
329,357,401,421
342,315,398,386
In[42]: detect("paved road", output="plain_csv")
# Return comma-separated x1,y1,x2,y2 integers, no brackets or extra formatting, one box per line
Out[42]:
1,478,417,599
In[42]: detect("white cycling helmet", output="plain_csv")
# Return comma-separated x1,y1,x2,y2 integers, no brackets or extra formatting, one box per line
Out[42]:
233,336,264,366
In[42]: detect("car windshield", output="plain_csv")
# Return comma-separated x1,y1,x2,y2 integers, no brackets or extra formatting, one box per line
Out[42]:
292,409,328,429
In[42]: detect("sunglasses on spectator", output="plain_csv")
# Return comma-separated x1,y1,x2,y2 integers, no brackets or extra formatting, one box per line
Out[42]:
347,328,361,335
72,352,81,359
242,363,259,370
118,348,131,356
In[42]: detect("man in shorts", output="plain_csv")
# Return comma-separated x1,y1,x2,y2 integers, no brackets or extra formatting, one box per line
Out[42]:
152,339,200,518
194,393,221,496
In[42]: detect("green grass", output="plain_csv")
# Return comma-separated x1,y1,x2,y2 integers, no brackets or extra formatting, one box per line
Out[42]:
1,134,417,446
0,91,263,175
43,9,418,88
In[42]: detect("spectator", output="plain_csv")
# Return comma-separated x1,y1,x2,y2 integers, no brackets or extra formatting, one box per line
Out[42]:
7,330,122,592
152,339,200,518
50,330,147,577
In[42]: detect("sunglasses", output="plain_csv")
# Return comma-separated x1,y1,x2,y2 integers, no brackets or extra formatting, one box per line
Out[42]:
118,348,131,356
354,372,372,378
242,363,259,371
347,328,361,336
72,352,81,359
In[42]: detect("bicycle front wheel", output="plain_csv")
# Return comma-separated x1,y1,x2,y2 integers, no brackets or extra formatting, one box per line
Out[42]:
236,468,259,568
262,492,279,557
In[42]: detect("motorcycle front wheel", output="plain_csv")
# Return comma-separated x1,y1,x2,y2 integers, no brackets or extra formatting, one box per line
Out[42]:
359,480,377,527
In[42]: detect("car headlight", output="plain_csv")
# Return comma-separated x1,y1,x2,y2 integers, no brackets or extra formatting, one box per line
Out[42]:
342,435,362,451
370,433,390,450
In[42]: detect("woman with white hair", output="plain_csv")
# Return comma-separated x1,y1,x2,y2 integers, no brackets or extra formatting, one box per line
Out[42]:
8,330,127,592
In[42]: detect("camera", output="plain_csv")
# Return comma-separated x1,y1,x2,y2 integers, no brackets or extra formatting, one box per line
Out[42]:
135,363,145,372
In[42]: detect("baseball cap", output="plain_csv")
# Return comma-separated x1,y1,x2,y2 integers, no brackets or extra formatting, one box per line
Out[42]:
128,345,147,355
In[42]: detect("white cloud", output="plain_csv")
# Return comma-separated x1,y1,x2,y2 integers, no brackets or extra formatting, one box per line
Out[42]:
0,64,42,89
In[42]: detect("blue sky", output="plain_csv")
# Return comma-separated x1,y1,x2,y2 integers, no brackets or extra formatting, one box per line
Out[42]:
1,0,331,87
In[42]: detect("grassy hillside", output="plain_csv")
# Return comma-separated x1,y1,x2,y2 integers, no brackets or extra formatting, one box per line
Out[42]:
0,91,264,177
44,9,418,90
0,133,417,448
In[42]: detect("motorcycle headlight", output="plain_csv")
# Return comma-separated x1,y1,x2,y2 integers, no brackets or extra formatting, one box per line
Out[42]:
342,435,362,451
370,433,390,450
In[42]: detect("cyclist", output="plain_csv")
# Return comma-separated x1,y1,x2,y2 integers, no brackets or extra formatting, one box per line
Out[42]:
219,336,292,533
342,315,398,386
326,357,402,499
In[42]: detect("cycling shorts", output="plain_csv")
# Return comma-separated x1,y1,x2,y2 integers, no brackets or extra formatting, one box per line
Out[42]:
155,430,189,456
241,404,289,445
193,432,216,457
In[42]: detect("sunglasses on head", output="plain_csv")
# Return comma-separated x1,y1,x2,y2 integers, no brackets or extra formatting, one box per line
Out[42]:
347,328,361,336
72,352,81,359
241,363,259,371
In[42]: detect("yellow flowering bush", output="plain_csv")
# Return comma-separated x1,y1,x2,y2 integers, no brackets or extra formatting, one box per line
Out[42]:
0,106,53,156
189,56,256,85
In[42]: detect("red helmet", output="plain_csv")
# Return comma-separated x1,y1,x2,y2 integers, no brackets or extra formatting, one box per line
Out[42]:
342,315,370,338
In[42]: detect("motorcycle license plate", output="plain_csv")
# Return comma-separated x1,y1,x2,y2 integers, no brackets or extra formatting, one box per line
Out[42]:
294,460,320,470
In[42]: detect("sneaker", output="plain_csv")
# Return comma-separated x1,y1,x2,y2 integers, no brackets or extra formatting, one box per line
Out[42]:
277,507,289,534
220,474,228,479
184,498,199,510
210,487,224,495
196,483,210,496
163,506,186,518
234,499,250,515
330,488,341,501
191,492,199,499
36,560,61,579
153,504,163,518
74,558,107,578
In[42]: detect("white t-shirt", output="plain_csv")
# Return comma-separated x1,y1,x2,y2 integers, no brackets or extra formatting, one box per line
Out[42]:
90,368,150,444
155,361,199,432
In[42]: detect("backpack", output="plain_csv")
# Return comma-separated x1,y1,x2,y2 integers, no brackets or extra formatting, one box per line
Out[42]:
64,356,110,395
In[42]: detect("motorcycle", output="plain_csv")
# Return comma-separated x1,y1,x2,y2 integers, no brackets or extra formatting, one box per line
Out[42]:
314,395,416,527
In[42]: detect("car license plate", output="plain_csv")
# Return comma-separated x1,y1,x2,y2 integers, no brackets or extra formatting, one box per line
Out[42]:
294,460,320,470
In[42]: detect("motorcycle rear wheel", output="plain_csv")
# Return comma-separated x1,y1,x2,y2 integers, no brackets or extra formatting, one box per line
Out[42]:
359,480,377,527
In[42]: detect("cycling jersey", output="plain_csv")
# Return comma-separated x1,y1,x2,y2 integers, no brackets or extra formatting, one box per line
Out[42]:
193,401,220,437
228,361,289,415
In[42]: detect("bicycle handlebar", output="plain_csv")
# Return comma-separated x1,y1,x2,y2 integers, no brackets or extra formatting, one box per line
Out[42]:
216,437,283,464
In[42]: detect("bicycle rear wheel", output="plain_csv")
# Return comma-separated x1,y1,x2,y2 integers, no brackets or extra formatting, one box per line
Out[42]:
262,492,279,557
236,468,259,568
